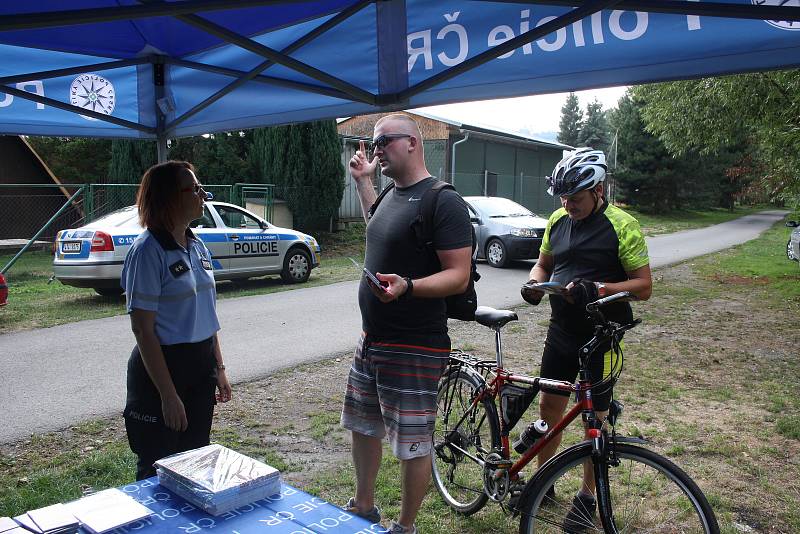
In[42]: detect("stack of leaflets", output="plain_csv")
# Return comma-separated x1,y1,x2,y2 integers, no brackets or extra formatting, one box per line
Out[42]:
14,504,79,534
155,444,281,516
1,516,28,534
64,489,153,534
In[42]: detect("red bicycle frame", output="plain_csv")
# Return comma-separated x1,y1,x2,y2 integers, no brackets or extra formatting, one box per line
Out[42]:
471,367,599,480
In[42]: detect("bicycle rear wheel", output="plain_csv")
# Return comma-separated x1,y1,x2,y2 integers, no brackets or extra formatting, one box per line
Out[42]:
431,368,501,515
519,442,719,533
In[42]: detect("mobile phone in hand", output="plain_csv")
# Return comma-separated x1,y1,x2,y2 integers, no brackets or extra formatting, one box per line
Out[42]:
363,268,388,292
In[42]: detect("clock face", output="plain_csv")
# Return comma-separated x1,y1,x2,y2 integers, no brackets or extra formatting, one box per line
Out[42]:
69,73,116,121
752,0,800,30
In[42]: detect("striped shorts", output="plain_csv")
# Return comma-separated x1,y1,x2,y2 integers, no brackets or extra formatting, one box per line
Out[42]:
341,333,450,460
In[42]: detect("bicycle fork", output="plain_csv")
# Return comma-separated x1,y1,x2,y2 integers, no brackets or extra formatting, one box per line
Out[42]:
591,429,620,534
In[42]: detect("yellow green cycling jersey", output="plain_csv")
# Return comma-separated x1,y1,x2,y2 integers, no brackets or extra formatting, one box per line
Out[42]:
540,202,649,333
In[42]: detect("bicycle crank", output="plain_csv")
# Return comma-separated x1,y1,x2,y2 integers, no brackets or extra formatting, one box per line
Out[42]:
482,452,513,502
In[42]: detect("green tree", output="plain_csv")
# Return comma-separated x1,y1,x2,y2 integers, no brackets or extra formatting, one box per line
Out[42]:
633,70,800,201
170,132,252,187
249,126,289,186
27,137,112,183
306,121,346,230
248,121,344,231
578,98,610,152
557,93,582,147
610,92,750,212
609,93,680,212
108,139,156,184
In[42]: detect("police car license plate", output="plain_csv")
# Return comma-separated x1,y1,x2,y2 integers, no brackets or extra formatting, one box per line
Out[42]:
62,241,81,253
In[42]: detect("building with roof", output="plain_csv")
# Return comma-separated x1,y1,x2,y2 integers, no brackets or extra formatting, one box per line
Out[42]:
336,111,570,223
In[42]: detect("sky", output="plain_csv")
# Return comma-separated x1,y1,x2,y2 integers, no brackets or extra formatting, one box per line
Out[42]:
412,85,629,141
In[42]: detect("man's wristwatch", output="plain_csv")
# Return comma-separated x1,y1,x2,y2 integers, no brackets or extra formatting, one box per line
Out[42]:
401,277,414,300
595,282,607,297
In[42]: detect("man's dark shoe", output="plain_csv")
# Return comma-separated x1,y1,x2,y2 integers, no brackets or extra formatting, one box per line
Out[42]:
562,492,597,532
344,497,382,524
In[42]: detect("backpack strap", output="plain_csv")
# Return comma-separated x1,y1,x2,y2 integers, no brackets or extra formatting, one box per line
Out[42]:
368,181,395,219
412,180,454,250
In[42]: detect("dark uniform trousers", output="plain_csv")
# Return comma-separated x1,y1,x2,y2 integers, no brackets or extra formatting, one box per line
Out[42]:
124,337,217,480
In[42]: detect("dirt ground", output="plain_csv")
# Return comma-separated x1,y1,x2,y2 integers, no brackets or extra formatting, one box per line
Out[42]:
3,260,799,532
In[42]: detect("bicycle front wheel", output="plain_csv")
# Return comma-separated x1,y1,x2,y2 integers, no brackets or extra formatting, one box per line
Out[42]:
431,368,501,515
519,442,719,533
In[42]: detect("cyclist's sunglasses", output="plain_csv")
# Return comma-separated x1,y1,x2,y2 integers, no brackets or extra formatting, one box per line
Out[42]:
369,134,411,153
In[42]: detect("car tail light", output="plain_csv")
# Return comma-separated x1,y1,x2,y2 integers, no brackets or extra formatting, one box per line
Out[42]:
90,231,114,252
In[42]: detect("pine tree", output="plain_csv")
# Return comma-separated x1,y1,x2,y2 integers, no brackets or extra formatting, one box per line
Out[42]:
108,139,156,184
248,120,345,231
557,93,582,147
306,121,345,230
610,93,678,212
578,98,610,152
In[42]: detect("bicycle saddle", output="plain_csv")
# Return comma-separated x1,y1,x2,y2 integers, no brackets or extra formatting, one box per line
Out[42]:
475,306,518,329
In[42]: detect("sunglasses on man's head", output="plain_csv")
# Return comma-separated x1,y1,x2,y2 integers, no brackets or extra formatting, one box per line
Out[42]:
369,133,411,153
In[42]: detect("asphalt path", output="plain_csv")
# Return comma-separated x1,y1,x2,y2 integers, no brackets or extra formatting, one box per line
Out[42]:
0,210,787,443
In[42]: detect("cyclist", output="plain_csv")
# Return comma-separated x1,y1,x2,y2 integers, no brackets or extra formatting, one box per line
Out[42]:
520,147,652,530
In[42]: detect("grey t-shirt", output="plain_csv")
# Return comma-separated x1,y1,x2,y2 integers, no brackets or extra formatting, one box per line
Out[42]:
359,177,472,339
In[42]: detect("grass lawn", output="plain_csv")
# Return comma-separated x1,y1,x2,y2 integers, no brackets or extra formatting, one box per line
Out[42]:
626,205,772,236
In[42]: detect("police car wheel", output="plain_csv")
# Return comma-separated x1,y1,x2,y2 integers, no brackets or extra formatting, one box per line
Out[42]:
281,247,311,284
94,287,124,297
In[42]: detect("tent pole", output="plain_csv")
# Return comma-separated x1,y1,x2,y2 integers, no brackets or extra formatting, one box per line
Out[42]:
154,58,168,163
157,136,168,163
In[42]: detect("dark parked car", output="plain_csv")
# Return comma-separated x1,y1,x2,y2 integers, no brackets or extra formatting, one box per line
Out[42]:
464,196,549,268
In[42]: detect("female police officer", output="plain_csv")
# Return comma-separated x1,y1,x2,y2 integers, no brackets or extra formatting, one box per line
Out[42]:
122,160,232,480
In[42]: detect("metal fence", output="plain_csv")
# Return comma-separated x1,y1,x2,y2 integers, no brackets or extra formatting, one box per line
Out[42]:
0,182,274,274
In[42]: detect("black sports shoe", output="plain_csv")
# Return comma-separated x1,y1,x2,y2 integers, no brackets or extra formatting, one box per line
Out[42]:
562,492,597,532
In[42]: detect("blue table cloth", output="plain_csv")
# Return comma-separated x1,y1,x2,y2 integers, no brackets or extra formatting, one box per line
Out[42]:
99,478,385,534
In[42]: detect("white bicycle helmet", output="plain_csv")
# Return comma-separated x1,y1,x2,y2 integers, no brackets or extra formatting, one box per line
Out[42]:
546,147,607,196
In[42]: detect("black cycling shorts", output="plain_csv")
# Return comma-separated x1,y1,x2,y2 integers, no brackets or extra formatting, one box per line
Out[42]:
539,322,620,412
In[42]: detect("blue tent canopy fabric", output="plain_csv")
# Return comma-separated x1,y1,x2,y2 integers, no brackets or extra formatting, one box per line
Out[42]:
1,0,799,140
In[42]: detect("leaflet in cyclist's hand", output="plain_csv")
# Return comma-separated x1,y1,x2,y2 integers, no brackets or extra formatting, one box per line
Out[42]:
521,281,569,295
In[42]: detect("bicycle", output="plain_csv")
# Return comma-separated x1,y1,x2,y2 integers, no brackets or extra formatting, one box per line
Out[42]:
431,284,719,533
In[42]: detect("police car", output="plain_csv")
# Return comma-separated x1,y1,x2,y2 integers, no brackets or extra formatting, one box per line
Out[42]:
53,201,321,296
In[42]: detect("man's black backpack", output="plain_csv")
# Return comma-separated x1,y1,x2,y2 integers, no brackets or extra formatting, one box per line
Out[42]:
369,179,480,321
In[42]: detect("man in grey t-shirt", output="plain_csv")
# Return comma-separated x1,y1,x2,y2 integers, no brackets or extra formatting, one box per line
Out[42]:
340,114,472,533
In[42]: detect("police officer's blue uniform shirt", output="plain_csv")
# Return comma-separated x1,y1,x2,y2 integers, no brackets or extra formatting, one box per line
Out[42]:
122,228,220,345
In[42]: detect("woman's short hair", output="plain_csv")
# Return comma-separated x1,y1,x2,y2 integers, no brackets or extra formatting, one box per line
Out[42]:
137,160,195,230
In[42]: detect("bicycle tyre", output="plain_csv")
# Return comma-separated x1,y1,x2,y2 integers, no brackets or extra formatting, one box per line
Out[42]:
518,442,719,533
431,368,501,515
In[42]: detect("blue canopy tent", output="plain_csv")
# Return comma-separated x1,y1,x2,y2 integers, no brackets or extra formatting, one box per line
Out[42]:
1,0,799,160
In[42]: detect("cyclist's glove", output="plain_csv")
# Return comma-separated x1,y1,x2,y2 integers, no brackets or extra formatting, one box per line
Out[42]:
568,278,599,309
521,279,543,306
